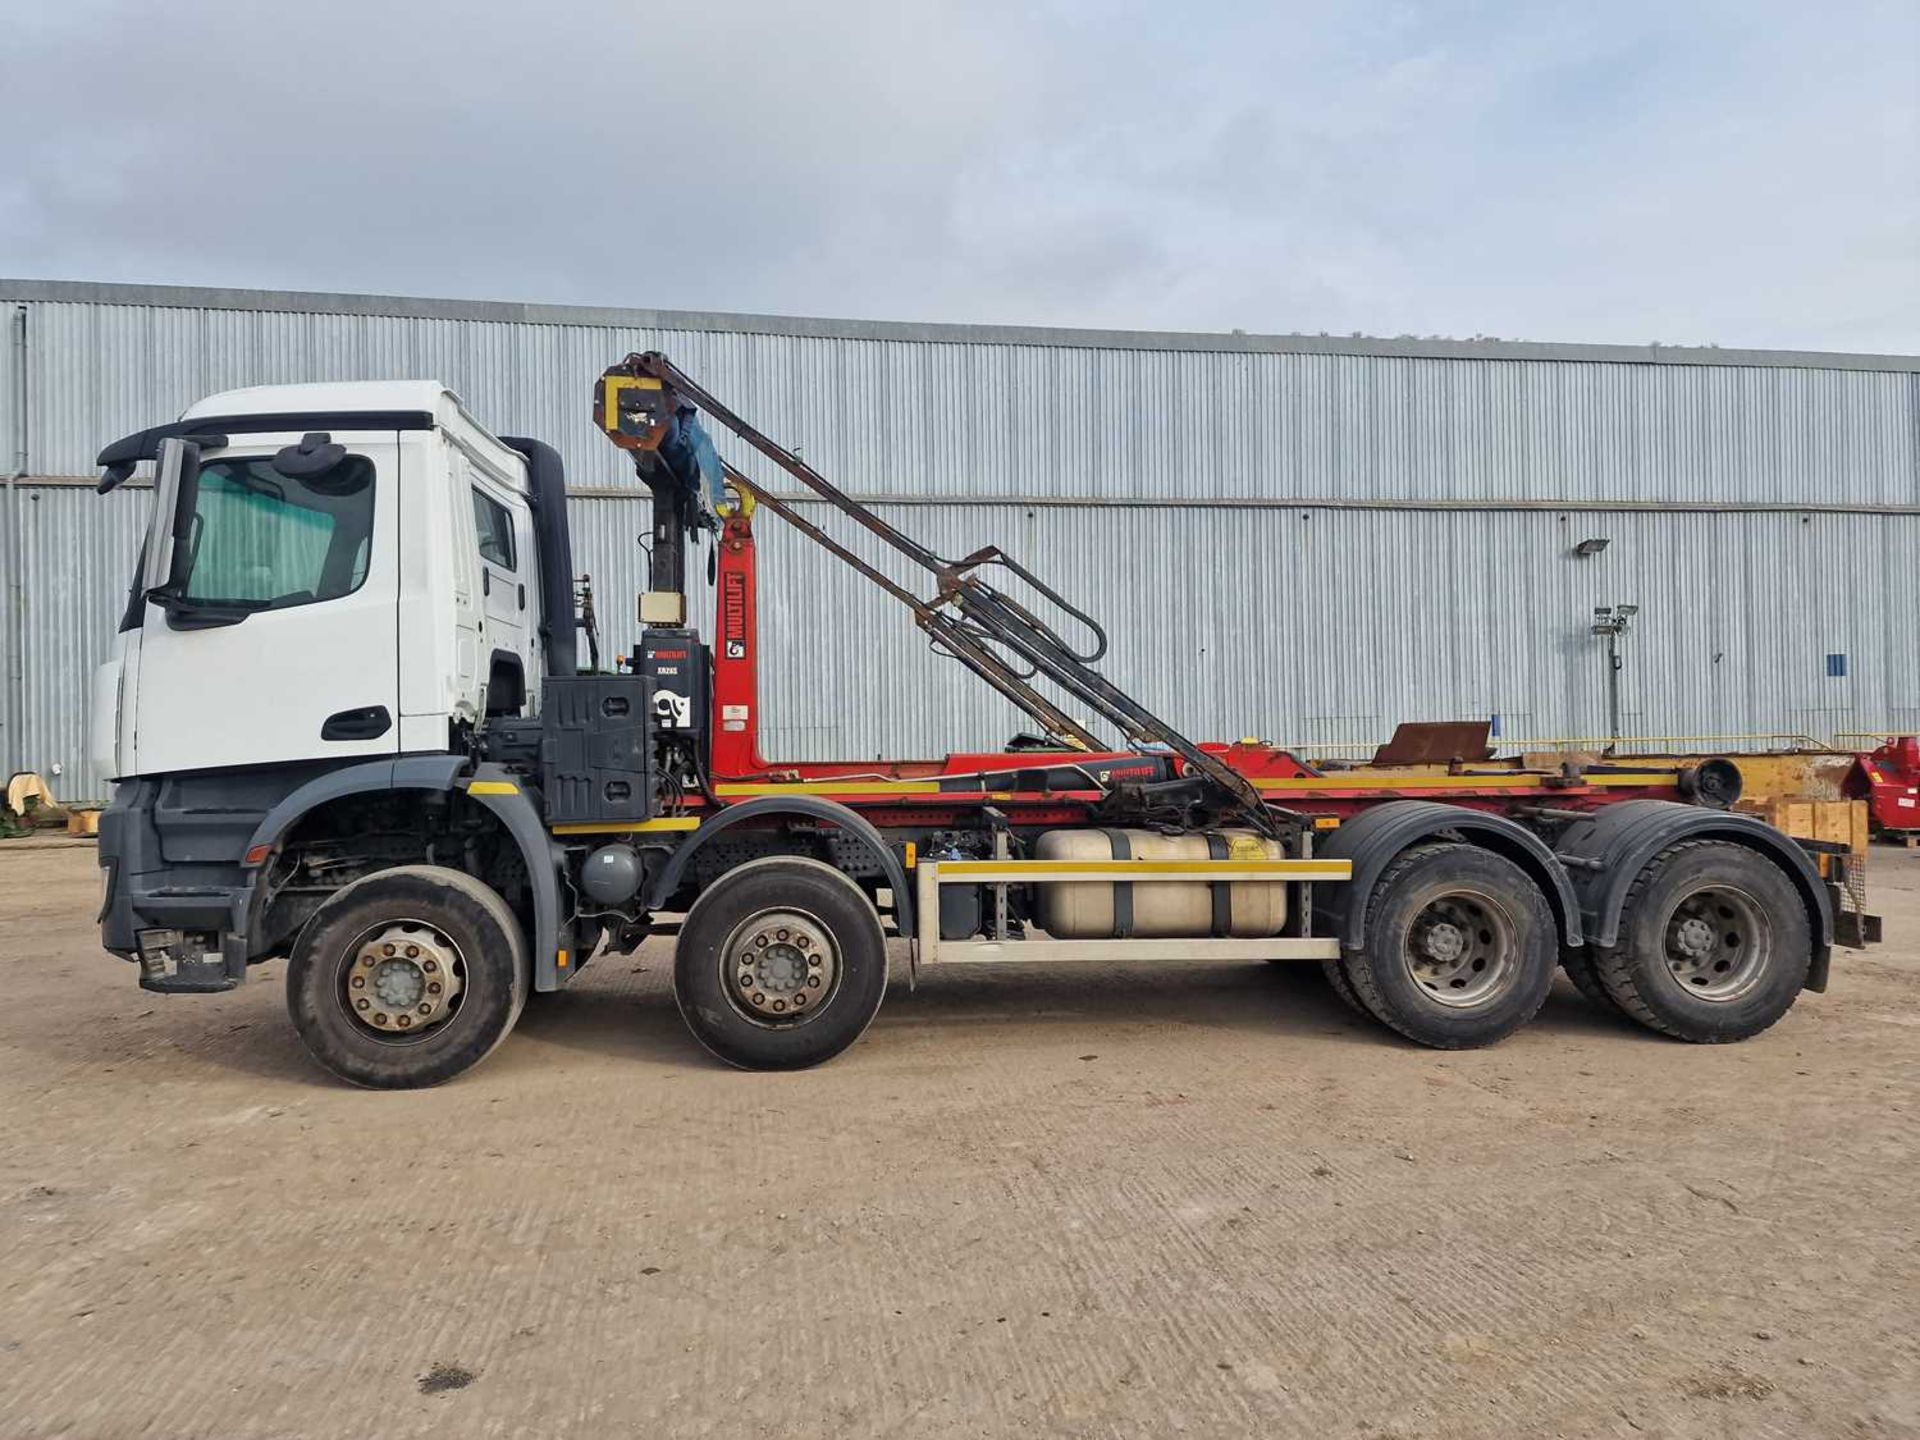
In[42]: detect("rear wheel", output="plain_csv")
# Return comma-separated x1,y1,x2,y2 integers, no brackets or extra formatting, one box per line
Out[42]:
1561,946,1627,1017
1342,844,1557,1049
287,865,529,1088
1592,840,1810,1042
674,857,889,1070
1319,954,1370,1017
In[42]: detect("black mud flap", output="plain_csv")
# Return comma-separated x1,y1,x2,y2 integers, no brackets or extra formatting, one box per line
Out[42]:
1832,909,1883,950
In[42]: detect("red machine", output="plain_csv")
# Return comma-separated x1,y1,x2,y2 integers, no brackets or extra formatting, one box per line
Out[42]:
1861,737,1920,836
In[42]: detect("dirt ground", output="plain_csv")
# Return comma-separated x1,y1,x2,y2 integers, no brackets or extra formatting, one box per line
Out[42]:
0,843,1915,1440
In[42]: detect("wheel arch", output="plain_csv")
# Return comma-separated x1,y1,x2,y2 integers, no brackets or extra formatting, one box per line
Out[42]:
647,796,914,938
243,758,566,989
1314,800,1583,950
1556,799,1832,988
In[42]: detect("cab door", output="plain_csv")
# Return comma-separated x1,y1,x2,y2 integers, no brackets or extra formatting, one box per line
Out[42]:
131,431,400,775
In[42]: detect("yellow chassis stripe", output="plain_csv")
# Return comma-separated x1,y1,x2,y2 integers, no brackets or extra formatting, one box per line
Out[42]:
550,817,701,836
466,780,519,796
936,859,1351,880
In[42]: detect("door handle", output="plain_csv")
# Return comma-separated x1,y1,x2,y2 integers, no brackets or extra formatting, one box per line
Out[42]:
321,705,393,741
483,570,491,597
518,582,526,611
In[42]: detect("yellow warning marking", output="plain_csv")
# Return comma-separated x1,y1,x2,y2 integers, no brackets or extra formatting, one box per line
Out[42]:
549,817,701,836
715,779,944,796
935,859,1351,881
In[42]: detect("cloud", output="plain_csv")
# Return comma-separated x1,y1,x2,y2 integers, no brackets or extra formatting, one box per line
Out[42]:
0,0,1912,351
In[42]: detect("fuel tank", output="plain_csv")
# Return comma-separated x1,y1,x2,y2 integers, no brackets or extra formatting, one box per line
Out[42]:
1032,828,1288,939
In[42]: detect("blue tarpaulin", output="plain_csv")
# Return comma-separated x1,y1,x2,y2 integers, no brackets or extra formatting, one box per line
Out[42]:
659,406,728,524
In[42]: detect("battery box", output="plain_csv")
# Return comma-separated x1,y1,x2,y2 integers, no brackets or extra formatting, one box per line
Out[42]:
538,675,654,825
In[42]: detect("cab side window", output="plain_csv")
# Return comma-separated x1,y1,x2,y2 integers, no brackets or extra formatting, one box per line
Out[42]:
471,488,516,570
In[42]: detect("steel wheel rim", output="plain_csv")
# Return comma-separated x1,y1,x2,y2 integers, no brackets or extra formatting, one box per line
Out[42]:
719,907,840,1028
1403,889,1517,1008
1662,884,1771,1002
337,919,467,1044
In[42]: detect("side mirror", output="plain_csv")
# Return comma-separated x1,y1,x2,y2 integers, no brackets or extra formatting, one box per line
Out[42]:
142,437,204,596
273,432,347,478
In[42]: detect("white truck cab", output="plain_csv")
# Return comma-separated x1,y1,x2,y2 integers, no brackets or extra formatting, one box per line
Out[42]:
93,381,548,780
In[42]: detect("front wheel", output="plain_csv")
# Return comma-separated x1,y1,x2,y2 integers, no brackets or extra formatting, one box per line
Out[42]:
1337,843,1558,1049
674,857,889,1070
287,865,529,1088
1591,840,1811,1042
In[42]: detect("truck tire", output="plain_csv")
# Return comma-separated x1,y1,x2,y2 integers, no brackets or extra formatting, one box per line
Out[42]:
674,856,888,1070
287,865,529,1089
1591,840,1811,1043
1341,843,1557,1049
1560,946,1627,1017
1320,954,1371,1017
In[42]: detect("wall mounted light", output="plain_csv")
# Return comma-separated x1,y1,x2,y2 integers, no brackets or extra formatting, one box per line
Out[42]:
1573,537,1610,557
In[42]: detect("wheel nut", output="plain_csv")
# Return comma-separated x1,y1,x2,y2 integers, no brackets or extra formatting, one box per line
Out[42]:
773,1000,787,1012
428,982,442,995
423,959,438,973
751,994,765,1006
374,1012,388,1025
418,1004,431,1015
795,935,810,949
405,945,419,959
793,994,806,1007
397,1015,411,1027
807,975,821,988
383,944,395,957
351,976,365,989
776,929,789,941
360,955,375,968
356,998,370,1011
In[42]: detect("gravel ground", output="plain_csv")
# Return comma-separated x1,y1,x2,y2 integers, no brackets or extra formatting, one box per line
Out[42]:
1,842,1915,1439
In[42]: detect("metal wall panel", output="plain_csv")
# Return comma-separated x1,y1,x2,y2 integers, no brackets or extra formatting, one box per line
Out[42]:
8,485,151,799
12,296,1918,506
746,501,1920,763
1,304,21,470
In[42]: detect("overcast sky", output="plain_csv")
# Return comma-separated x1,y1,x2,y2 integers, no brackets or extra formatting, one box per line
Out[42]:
2,0,1914,352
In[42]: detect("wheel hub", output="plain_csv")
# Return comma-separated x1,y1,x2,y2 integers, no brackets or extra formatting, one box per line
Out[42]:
1673,915,1717,959
1405,894,1514,1009
346,922,464,1034
1663,887,1769,1001
1420,920,1467,964
725,911,837,1023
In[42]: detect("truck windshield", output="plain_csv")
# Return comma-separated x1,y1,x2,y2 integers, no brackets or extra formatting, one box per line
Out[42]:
177,455,375,609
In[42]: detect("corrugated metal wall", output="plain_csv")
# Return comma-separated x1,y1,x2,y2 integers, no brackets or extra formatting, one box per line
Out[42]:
4,282,1917,801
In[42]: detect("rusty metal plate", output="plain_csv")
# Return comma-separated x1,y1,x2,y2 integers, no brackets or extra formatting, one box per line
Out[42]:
1371,721,1496,767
